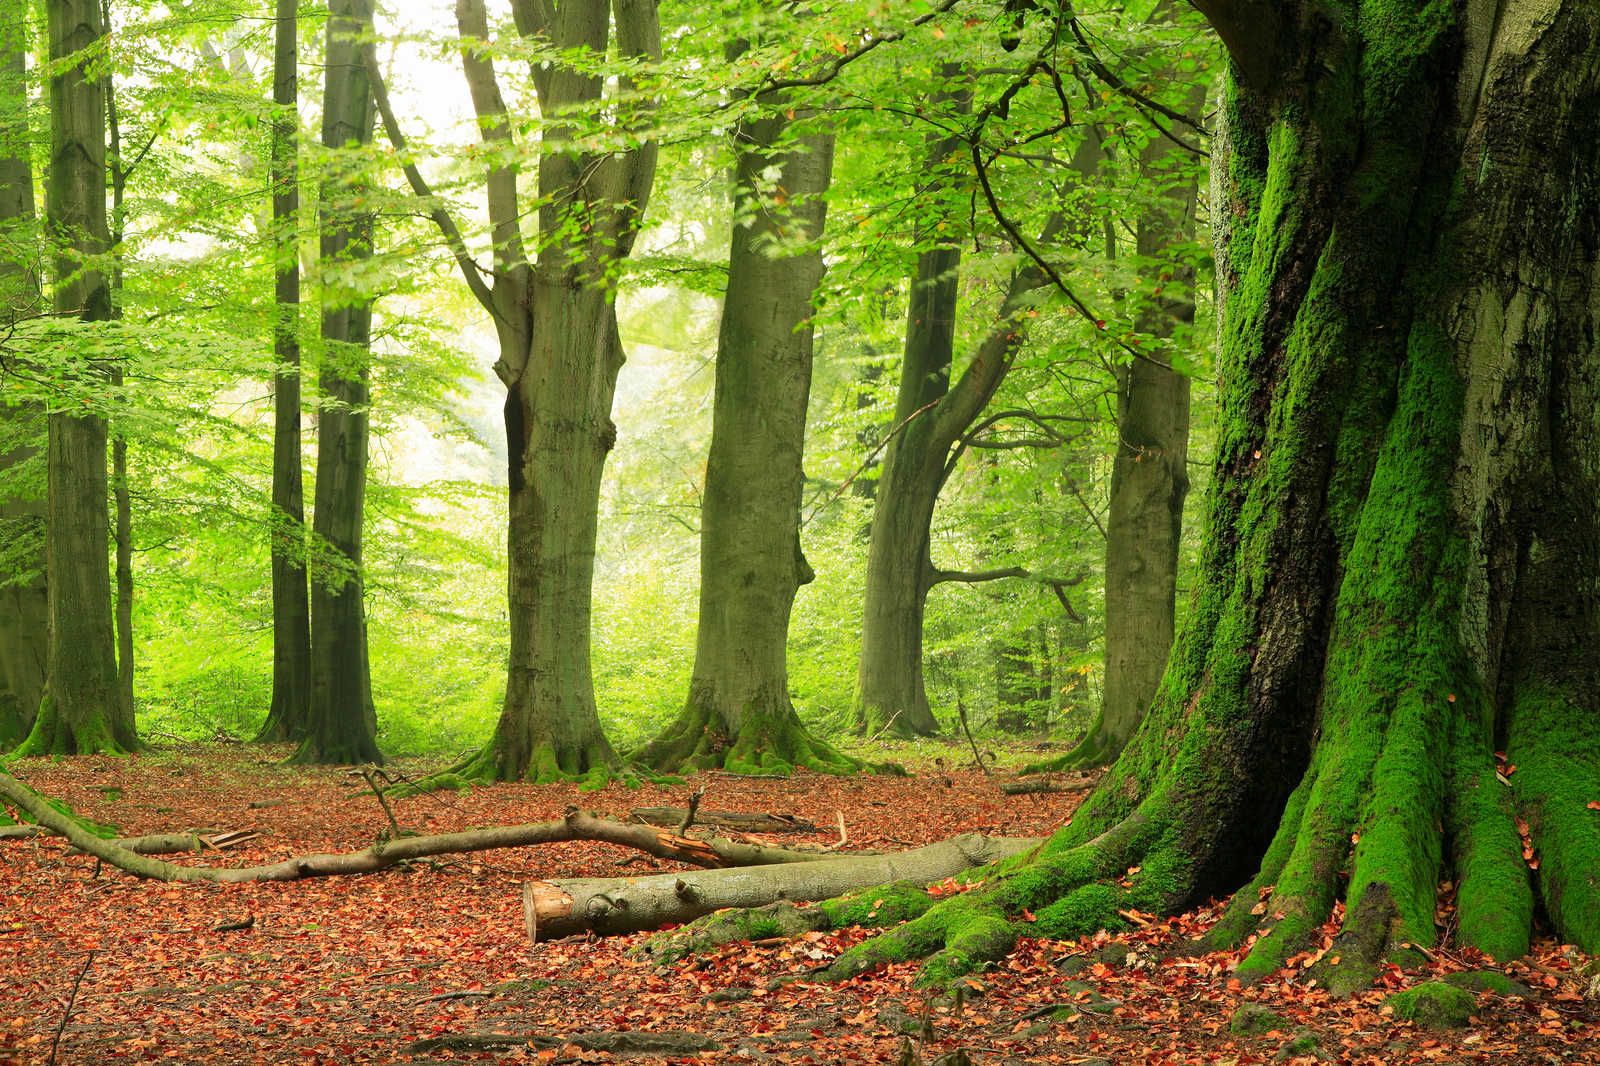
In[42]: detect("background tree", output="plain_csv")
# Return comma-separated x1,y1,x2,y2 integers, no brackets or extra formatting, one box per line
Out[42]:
637,31,849,775
295,0,382,765
0,3,46,750
18,0,132,755
256,0,311,744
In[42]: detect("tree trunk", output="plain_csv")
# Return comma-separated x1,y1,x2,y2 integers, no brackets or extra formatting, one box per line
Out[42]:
0,6,46,750
1048,87,1203,770
434,0,658,784
294,0,380,765
637,68,847,774
258,0,311,744
672,0,1600,993
527,833,1038,942
18,0,129,755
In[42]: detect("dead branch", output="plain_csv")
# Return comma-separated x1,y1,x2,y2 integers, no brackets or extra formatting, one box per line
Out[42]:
629,806,819,834
0,771,836,884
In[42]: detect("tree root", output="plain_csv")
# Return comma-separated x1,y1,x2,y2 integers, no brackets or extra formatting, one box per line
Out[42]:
634,700,858,777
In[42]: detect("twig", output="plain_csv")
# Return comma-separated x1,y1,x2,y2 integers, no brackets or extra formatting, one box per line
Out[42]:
676,787,706,836
866,710,903,743
356,767,402,838
835,812,849,849
47,949,96,1066
415,989,493,1004
956,697,992,777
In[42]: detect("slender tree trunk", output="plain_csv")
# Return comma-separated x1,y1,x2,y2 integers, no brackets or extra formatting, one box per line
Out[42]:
0,6,45,749
698,0,1600,993
637,71,848,774
258,0,311,743
294,0,380,765
19,0,129,755
102,0,135,744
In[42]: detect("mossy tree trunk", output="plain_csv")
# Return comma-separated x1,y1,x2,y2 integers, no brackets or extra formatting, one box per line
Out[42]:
294,0,381,766
398,0,658,784
0,4,46,750
637,63,849,775
19,0,132,756
673,0,1600,991
258,0,312,744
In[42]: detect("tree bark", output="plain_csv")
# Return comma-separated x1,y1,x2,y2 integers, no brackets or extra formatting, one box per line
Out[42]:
527,833,1038,941
637,45,846,774
258,0,312,744
17,0,129,755
670,0,1600,993
0,5,46,750
294,0,381,765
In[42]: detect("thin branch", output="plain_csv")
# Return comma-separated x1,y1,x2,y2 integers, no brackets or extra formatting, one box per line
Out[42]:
363,42,496,315
757,0,964,94
929,566,1085,588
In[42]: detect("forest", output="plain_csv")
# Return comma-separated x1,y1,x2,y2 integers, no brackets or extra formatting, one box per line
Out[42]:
1,0,1598,1063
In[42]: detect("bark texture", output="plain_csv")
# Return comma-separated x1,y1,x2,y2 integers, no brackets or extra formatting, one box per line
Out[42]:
295,0,381,765
637,58,847,775
667,0,1600,992
0,5,45,749
258,0,312,744
18,0,131,755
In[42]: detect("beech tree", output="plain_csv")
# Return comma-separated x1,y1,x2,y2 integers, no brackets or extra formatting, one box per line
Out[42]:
0,4,45,749
295,0,382,765
637,40,849,775
257,0,312,744
373,0,660,782
17,0,132,755
658,0,1600,988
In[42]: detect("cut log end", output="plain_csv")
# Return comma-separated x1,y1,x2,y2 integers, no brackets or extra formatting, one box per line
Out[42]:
524,881,574,944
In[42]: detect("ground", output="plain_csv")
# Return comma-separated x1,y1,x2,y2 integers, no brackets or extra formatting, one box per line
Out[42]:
1,744,1596,1065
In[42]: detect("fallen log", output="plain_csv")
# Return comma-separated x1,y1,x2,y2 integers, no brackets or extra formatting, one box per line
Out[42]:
629,806,819,834
0,770,830,883
998,773,1096,796
408,1030,718,1057
0,821,249,855
524,832,1042,941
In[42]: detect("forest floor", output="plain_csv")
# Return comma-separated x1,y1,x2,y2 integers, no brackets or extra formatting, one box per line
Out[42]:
1,741,1596,1065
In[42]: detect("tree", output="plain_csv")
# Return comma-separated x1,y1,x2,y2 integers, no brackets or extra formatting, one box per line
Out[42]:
0,3,46,750
636,40,850,775
294,0,381,765
372,0,660,782
256,0,311,744
1032,79,1207,771
662,0,1600,989
16,0,133,755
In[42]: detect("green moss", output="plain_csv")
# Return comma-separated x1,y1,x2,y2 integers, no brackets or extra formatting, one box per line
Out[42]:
1386,981,1475,1027
1443,970,1528,997
1031,884,1126,942
1446,711,1532,960
13,694,130,757
1506,685,1600,953
1229,1003,1289,1036
917,913,1015,988
1276,1030,1320,1060
818,882,933,927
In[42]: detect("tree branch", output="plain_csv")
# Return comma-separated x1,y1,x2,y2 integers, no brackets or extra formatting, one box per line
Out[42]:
454,0,528,281
363,43,496,316
1186,0,1281,90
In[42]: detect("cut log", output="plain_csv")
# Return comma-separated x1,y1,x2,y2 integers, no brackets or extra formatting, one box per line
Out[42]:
998,774,1095,796
0,771,832,883
630,806,820,833
524,832,1041,941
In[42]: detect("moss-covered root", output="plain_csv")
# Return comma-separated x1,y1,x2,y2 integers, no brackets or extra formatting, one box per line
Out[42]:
0,772,121,838
634,700,857,778
1507,685,1600,954
389,735,621,795
1446,717,1532,961
1019,712,1121,775
11,695,131,757
638,882,937,967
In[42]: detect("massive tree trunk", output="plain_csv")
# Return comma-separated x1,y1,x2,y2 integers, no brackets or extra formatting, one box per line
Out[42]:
0,5,46,750
294,0,381,765
405,0,658,783
258,0,312,744
637,66,848,775
17,0,131,755
668,0,1600,991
